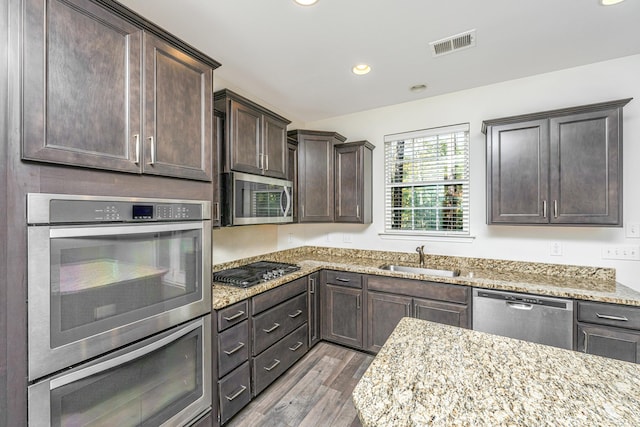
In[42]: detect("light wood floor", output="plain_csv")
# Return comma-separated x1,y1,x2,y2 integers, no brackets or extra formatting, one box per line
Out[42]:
227,342,374,427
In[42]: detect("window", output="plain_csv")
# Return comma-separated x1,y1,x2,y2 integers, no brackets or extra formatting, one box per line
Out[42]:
384,123,470,235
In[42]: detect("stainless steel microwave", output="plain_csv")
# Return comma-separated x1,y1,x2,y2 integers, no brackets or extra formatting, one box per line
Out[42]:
222,172,293,226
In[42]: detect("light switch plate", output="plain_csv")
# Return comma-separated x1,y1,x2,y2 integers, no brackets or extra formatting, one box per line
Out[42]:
550,241,562,256
626,223,640,238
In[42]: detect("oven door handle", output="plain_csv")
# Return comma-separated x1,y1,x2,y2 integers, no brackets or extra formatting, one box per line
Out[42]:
49,317,202,390
49,221,204,238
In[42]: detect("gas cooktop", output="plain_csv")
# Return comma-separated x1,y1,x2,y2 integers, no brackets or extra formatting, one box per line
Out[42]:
213,261,300,288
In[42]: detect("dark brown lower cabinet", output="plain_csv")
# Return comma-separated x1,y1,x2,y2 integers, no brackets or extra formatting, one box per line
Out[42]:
577,323,640,363
322,283,364,349
413,297,470,327
308,272,321,348
366,292,411,353
218,362,252,425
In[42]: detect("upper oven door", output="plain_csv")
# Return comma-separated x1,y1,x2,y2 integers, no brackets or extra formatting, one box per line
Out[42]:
28,221,212,380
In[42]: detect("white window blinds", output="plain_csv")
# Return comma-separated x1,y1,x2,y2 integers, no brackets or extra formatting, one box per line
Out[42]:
384,123,470,235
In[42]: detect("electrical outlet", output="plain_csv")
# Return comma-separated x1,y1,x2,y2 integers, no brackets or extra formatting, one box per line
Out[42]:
601,245,640,261
550,241,563,256
287,233,293,244
627,223,640,238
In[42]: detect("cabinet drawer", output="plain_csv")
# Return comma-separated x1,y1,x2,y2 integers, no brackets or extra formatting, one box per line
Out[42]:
414,298,469,328
367,275,469,304
578,301,640,330
252,277,307,315
325,270,362,288
217,300,248,331
218,362,251,425
252,323,309,396
218,320,249,377
253,293,307,355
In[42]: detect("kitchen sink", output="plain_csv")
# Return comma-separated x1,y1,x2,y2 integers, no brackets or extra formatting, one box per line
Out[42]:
378,264,460,277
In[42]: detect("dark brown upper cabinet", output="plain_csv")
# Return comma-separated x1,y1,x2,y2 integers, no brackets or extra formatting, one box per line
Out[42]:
335,140,374,224
214,89,290,179
482,98,632,226
287,130,347,222
22,0,220,181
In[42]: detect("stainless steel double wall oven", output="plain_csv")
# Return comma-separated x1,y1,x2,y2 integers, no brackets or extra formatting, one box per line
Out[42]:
27,194,212,426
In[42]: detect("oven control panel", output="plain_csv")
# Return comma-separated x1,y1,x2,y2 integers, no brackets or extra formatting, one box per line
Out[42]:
45,199,205,223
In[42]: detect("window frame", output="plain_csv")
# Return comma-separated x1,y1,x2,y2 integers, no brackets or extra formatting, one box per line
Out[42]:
383,123,470,236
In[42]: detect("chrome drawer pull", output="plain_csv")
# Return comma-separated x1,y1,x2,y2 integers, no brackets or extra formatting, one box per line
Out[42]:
264,359,281,371
225,385,247,401
583,330,589,353
263,323,280,333
288,309,303,318
335,277,351,282
289,342,303,351
595,313,629,322
223,342,245,356
223,311,245,321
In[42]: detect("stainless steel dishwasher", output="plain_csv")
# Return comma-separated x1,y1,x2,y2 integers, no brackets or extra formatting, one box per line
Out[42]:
472,288,574,350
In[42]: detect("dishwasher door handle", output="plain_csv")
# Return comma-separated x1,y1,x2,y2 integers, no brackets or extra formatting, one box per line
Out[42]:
506,301,533,310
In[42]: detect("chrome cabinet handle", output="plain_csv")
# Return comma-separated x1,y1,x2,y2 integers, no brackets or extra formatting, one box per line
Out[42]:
288,309,303,318
134,134,140,164
213,202,220,222
223,342,245,356
289,342,303,351
148,136,155,165
553,200,558,218
583,330,589,353
263,323,280,333
356,204,360,219
542,200,547,218
309,278,316,294
335,277,351,283
223,311,245,322
225,385,247,401
356,294,361,309
265,154,269,171
596,313,629,322
264,359,281,371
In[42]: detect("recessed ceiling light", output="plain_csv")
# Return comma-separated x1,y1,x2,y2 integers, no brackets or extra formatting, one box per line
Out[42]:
601,0,624,5
294,0,319,5
352,64,371,75
410,84,427,93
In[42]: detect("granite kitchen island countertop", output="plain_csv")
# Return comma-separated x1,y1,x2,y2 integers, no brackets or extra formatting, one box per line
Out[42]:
212,246,640,310
352,317,640,426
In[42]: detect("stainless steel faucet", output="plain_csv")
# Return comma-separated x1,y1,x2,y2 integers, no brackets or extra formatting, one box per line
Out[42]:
416,245,425,267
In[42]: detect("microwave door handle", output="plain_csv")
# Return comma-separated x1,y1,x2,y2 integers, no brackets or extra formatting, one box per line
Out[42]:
281,186,291,217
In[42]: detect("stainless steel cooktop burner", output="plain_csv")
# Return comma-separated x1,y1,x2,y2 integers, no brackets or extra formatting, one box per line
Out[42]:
213,261,300,288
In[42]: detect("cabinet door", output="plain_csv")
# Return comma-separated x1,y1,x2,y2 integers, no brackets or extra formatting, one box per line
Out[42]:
299,135,335,222
143,33,213,181
287,141,299,222
577,323,640,364
488,119,550,224
549,109,621,225
335,144,362,223
366,291,411,353
23,0,142,173
263,116,288,179
308,273,321,348
414,298,470,328
321,284,363,349
228,100,262,175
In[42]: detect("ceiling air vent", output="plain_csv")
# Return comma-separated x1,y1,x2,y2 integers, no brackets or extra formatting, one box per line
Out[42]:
429,29,476,57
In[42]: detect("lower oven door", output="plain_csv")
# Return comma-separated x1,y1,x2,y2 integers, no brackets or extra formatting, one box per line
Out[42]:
28,315,211,427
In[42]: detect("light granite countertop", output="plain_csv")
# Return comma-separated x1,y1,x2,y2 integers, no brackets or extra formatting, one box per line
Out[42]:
352,317,640,426
212,246,640,310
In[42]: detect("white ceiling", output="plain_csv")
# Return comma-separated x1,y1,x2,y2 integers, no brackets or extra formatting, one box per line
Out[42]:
119,0,640,123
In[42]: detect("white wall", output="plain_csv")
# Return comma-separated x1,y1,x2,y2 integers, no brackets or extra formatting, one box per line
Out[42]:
212,56,640,289
275,54,640,290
